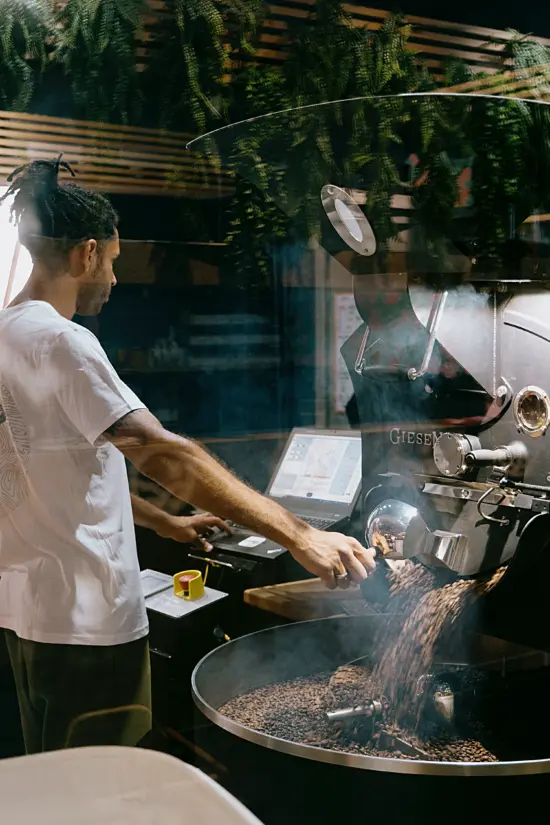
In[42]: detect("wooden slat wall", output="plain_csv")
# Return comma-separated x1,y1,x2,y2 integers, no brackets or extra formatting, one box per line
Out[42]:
441,62,550,99
0,110,233,197
4,3,549,197
140,1,550,81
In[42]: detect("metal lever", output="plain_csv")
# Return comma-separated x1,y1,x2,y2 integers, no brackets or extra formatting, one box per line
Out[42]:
149,647,172,660
355,326,370,375
408,290,448,380
188,553,235,570
325,700,383,724
476,488,509,526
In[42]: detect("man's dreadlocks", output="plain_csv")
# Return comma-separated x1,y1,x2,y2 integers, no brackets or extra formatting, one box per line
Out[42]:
0,154,118,261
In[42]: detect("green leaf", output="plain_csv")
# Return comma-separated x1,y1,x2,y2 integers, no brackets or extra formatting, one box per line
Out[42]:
55,0,145,124
0,0,53,111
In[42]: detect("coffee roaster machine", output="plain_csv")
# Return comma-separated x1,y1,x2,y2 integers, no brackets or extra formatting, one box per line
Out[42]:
186,95,550,823
350,267,550,650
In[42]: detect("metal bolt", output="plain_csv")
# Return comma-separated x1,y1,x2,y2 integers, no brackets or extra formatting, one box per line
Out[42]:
460,489,471,499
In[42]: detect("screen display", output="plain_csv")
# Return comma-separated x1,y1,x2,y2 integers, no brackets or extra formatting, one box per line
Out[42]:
269,433,361,504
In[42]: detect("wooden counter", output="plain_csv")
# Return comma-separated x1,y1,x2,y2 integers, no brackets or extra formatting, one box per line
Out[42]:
244,577,370,622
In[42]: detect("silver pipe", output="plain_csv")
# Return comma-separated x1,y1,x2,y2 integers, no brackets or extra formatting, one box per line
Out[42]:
325,700,383,724
354,326,370,375
408,290,448,380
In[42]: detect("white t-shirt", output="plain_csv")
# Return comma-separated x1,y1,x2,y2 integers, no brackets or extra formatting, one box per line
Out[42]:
0,300,149,645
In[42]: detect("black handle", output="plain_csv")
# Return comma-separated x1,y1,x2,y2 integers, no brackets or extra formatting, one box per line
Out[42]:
466,448,511,467
359,563,392,607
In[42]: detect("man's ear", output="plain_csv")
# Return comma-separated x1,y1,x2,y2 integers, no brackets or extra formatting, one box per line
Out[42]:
68,238,98,278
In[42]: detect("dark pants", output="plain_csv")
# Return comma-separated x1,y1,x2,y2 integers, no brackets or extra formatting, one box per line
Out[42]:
5,630,152,754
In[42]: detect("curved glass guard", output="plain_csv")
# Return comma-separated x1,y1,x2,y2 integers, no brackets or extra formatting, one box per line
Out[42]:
189,93,550,402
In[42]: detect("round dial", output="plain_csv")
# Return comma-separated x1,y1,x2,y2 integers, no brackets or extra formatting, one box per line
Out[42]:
433,433,481,477
513,386,550,438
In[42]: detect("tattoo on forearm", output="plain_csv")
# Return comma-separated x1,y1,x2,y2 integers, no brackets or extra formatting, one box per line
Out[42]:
104,411,136,436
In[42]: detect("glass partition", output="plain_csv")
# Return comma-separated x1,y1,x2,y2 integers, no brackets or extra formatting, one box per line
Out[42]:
188,93,550,575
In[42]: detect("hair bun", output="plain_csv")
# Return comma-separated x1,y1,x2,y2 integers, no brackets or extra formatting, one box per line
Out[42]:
6,154,75,194
0,153,116,251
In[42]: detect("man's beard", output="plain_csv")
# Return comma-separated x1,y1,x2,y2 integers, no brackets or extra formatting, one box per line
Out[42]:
75,282,111,316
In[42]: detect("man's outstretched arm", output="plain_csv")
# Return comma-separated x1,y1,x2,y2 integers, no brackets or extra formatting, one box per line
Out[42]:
106,410,375,589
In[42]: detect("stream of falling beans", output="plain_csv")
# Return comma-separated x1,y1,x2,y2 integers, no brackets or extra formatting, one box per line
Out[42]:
370,563,507,727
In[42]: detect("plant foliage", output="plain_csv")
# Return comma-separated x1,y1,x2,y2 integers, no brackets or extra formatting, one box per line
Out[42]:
222,7,451,280
0,0,53,111
224,67,291,284
222,14,550,283
462,32,550,267
146,0,263,132
55,0,145,124
3,0,550,285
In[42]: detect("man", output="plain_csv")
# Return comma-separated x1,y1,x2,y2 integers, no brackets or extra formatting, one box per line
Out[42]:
0,157,375,754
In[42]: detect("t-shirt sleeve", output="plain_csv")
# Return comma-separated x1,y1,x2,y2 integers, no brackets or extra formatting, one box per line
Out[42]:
49,328,146,446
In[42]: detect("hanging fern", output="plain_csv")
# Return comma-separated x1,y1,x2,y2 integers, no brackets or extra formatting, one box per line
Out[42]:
455,32,550,268
280,12,439,247
498,33,550,214
55,0,145,124
0,0,53,111
494,29,550,95
221,9,453,282
355,13,430,96
283,0,359,107
223,66,291,283
409,87,470,258
146,0,263,132
224,0,264,61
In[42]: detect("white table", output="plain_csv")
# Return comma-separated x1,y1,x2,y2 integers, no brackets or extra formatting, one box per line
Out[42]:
0,746,263,825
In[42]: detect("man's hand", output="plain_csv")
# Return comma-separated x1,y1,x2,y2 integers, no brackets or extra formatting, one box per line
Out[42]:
130,493,230,551
155,513,231,551
289,528,376,589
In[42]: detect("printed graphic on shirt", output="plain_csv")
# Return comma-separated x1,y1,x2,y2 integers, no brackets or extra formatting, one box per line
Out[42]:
0,385,30,518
